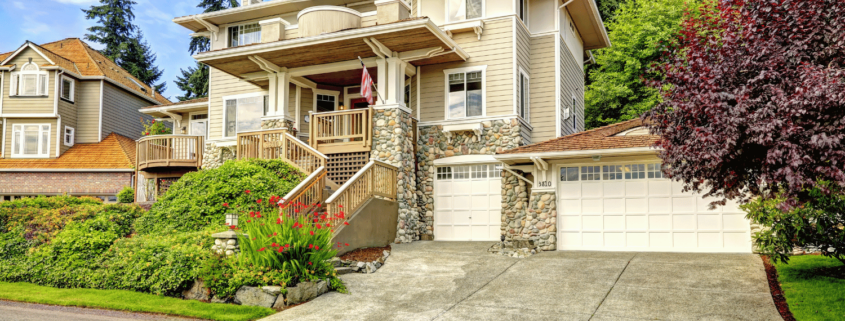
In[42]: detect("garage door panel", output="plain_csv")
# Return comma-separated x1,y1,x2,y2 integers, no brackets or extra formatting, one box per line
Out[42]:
488,180,501,194
452,225,471,239
603,182,626,198
452,211,471,225
582,199,603,214
649,215,672,230
697,197,722,212
673,233,697,248
454,181,471,192
435,181,452,195
560,232,581,246
488,211,501,225
626,215,648,230
604,233,625,247
648,197,672,213
471,195,489,209
650,233,672,247
723,214,748,230
625,198,648,214
582,183,603,197
453,196,471,209
673,215,696,230
603,198,625,214
649,181,672,196
724,232,750,248
437,196,453,210
471,226,491,240
560,200,581,215
471,210,489,224
672,197,696,213
437,226,453,240
625,181,648,197
697,215,721,230
627,233,648,247
471,181,489,194
603,215,625,230
559,183,580,198
698,233,722,248
582,216,603,231
583,232,603,247
560,216,580,230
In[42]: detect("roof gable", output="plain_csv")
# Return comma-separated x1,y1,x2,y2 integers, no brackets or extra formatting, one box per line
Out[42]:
498,119,658,155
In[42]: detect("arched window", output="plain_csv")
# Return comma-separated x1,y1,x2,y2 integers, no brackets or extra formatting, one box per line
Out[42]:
10,62,49,96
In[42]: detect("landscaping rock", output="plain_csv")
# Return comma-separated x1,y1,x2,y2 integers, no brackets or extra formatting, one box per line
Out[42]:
331,257,342,267
234,286,277,308
271,294,287,310
316,280,328,295
261,286,282,296
285,282,319,306
335,267,354,275
211,295,228,304
182,280,210,301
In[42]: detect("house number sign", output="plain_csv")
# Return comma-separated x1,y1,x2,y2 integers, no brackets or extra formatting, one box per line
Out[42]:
536,181,553,188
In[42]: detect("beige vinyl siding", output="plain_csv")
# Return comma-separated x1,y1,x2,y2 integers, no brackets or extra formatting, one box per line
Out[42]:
529,34,556,142
3,118,58,158
515,20,531,79
288,84,296,116
101,83,154,141
2,50,55,115
559,34,585,135
57,76,79,155
421,0,446,25
361,14,378,27
299,87,313,137
74,81,102,143
486,0,514,17
408,74,417,118
350,3,377,14
209,68,264,139
284,27,299,39
418,18,514,122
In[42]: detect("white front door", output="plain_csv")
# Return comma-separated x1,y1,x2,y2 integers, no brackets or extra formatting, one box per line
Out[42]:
557,163,752,253
434,164,502,241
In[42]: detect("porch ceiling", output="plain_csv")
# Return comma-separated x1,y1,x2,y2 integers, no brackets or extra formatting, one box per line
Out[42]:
194,18,467,78
306,67,378,87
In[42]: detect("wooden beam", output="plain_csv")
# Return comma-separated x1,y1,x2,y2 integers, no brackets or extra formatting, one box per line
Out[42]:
288,57,378,77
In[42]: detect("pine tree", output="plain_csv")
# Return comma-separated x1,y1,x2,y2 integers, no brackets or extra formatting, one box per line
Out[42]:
83,0,166,93
174,0,239,100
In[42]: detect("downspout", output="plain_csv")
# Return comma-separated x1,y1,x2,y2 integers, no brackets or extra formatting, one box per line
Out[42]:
1,118,5,158
56,115,61,157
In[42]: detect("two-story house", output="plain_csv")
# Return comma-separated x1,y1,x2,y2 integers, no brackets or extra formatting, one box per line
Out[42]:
0,38,170,202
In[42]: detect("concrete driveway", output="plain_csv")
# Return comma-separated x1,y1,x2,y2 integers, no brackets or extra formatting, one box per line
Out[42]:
265,242,781,321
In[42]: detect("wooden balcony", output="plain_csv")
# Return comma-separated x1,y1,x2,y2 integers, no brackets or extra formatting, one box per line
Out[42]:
136,135,204,171
236,129,327,174
309,107,373,154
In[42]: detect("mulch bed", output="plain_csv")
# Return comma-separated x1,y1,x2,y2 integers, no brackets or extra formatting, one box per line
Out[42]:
761,255,796,321
338,245,391,262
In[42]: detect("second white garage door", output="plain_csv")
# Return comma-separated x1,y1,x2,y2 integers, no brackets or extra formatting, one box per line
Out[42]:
557,163,752,253
434,164,502,241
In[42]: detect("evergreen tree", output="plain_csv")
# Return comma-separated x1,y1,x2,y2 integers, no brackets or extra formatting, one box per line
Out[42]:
174,0,239,101
83,0,166,93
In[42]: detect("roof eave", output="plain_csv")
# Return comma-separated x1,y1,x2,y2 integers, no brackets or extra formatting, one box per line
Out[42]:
494,146,659,163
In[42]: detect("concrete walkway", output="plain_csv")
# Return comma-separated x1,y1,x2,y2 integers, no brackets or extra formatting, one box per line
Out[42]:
265,242,782,321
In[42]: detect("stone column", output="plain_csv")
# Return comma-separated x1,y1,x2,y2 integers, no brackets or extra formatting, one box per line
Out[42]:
522,191,557,251
502,170,529,241
371,107,419,243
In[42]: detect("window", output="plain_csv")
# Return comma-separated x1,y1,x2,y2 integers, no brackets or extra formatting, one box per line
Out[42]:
445,67,485,119
437,167,452,180
229,23,261,47
447,0,482,22
60,76,74,101
453,166,470,179
489,164,502,177
10,63,48,97
602,165,623,180
517,0,527,23
624,164,646,179
404,84,411,106
580,166,600,181
63,126,75,147
572,95,577,131
517,70,529,121
471,165,488,179
223,95,267,137
191,114,208,120
316,94,336,112
560,167,579,181
12,124,50,157
647,163,664,178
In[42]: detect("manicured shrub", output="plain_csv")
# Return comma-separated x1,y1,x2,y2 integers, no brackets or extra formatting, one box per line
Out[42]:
135,159,306,235
198,255,291,299
117,187,135,203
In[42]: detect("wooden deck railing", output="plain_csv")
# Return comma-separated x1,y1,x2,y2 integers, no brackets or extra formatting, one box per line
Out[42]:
309,108,372,154
136,135,204,170
237,129,327,174
325,160,397,225
279,166,327,222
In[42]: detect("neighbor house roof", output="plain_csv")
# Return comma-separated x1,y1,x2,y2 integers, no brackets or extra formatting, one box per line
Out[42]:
141,97,209,109
0,38,170,105
0,133,136,171
498,119,658,155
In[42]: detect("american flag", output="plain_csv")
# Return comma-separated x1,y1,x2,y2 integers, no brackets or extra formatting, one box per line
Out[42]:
360,61,374,105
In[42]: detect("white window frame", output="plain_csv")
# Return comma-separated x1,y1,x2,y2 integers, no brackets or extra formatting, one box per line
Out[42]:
228,22,262,48
63,126,75,147
10,62,49,97
517,0,528,25
517,68,530,123
571,94,577,132
189,112,209,139
11,123,51,158
312,89,340,113
60,75,75,102
221,92,269,138
446,0,485,23
443,65,487,120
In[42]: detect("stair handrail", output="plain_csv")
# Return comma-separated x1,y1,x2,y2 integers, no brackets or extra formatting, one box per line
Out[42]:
281,132,327,173
281,166,326,204
325,160,398,224
279,166,327,221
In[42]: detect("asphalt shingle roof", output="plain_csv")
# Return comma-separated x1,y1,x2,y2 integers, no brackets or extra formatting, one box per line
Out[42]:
0,133,136,170
499,119,658,154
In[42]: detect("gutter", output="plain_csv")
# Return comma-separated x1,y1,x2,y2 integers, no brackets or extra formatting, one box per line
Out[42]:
493,146,658,161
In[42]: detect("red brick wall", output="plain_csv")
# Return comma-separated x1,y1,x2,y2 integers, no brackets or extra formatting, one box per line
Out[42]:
0,172,133,195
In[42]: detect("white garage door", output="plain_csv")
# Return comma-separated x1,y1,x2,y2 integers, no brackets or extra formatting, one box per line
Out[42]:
557,163,751,253
434,164,502,241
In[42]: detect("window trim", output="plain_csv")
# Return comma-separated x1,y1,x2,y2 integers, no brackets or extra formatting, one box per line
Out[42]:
220,92,269,138
228,22,262,48
63,126,75,147
517,0,528,25
517,67,530,123
60,75,75,102
445,0,485,23
312,89,340,112
11,123,51,158
10,62,49,97
443,65,487,120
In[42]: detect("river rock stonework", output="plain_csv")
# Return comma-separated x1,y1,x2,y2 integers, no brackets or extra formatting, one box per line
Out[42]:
501,170,529,241
202,142,237,169
261,118,294,130
415,118,524,236
371,107,420,243
523,191,557,251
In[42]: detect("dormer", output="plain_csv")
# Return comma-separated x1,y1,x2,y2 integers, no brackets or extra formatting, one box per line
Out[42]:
9,60,49,97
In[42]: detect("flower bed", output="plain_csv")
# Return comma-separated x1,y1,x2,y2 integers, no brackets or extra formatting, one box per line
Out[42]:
333,246,391,274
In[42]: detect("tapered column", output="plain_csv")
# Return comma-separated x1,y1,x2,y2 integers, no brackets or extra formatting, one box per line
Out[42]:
376,58,387,105
276,70,291,117
385,57,406,106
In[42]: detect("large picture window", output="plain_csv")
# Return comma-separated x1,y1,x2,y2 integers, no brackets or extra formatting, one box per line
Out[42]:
12,124,50,158
224,95,268,137
447,0,482,22
228,23,261,48
445,66,485,119
10,63,48,97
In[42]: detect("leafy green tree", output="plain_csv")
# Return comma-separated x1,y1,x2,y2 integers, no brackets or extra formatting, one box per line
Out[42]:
595,0,623,24
83,0,165,93
174,0,238,101
584,0,698,128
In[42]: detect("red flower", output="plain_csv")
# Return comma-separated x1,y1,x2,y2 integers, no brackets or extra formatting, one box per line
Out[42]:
338,205,343,208
257,199,262,204
245,190,251,194
271,242,278,247
308,244,314,249
307,262,313,265
316,224,321,229
273,232,277,236
315,246,320,250
343,222,349,225
258,247,266,252
344,243,349,246
228,225,235,229
223,203,229,207
276,217,282,224
151,120,156,124
246,220,251,223
250,211,255,218
309,231,315,236
277,247,284,253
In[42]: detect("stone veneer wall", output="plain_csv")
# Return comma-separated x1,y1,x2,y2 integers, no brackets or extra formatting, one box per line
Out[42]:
523,191,557,251
371,108,420,243
501,170,529,241
261,118,294,130
202,142,237,169
415,118,524,236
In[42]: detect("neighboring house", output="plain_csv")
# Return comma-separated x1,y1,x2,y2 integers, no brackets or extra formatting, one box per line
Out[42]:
0,38,170,202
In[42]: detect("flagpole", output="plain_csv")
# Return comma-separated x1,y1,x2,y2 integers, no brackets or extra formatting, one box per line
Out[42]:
358,56,385,105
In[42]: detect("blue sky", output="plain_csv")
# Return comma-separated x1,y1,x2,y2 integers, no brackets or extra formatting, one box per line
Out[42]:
0,0,207,100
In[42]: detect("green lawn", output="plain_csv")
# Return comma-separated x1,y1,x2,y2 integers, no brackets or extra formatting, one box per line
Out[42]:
774,255,845,320
0,282,276,321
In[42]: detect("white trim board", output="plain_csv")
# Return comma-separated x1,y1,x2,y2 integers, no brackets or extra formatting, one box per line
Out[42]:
433,154,498,166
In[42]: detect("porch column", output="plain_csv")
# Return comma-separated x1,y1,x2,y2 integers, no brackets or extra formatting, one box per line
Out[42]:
267,72,278,115
276,69,291,118
385,57,406,106
376,58,387,105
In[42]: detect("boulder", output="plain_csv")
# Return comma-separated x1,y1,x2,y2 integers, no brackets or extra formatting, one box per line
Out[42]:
316,280,328,295
262,286,283,296
271,294,287,310
234,286,277,308
285,282,319,306
335,267,354,275
211,295,229,304
182,280,210,301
